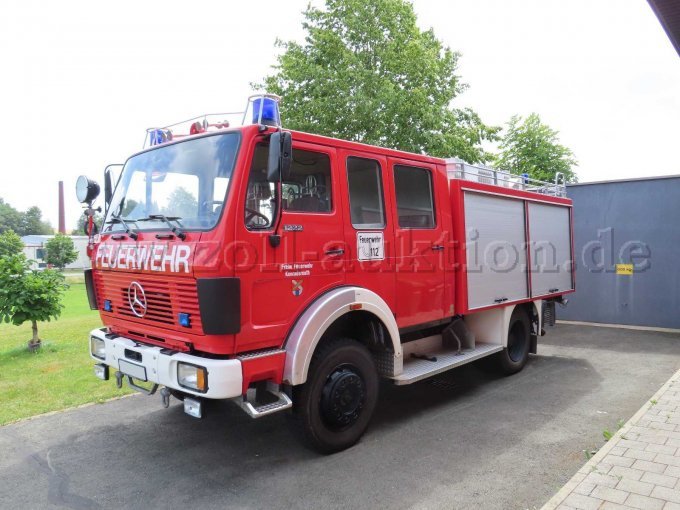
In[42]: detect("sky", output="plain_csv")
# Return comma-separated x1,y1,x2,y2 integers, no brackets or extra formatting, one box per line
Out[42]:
0,0,678,231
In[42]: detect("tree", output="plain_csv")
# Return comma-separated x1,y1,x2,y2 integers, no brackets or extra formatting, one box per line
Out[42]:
0,254,67,351
0,199,52,235
0,229,23,258
44,233,78,269
494,113,578,183
0,198,23,234
259,0,499,162
21,206,52,235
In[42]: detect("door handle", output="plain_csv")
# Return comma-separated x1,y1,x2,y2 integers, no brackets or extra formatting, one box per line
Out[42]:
431,245,445,251
325,248,345,256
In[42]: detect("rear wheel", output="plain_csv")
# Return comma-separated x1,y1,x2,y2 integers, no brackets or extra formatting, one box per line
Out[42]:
497,307,531,375
288,337,379,454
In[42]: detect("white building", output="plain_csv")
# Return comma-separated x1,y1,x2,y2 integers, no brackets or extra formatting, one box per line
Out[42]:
21,235,90,270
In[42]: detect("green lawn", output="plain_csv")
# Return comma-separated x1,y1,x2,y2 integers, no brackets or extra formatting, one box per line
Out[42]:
0,283,132,425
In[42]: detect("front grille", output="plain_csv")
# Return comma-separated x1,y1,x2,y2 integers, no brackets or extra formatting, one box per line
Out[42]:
93,272,203,334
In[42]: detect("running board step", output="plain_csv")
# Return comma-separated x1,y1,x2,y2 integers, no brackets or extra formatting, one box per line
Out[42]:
390,343,503,385
238,383,292,418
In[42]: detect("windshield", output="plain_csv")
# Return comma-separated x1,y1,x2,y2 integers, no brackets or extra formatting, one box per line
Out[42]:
104,132,240,233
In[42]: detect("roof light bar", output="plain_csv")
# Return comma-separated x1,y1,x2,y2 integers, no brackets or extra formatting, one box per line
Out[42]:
143,93,282,148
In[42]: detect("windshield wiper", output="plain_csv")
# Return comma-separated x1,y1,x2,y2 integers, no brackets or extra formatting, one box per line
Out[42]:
106,215,138,240
138,214,186,240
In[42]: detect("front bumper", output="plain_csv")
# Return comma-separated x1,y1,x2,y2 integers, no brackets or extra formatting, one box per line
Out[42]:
89,329,243,399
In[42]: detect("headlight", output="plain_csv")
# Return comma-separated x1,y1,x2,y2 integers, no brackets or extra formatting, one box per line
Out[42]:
177,362,207,393
90,337,106,360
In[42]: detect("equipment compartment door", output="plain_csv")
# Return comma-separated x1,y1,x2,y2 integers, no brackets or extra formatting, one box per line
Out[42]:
528,202,573,297
464,192,528,309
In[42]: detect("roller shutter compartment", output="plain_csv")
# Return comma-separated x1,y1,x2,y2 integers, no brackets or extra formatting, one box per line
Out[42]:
528,202,573,297
464,192,528,309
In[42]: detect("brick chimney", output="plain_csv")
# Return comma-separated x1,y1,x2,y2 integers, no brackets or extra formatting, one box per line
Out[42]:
58,181,66,234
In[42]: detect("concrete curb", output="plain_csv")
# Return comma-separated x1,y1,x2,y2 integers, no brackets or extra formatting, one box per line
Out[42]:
541,366,680,509
0,392,138,427
557,320,680,334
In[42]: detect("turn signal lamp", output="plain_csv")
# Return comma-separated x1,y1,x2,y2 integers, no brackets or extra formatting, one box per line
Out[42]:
178,362,207,393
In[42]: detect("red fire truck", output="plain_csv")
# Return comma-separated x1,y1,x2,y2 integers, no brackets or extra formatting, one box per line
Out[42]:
76,94,573,453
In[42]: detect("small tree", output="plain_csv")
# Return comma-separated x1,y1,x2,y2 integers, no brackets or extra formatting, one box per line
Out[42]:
494,113,578,183
0,229,23,258
0,254,67,351
45,233,78,269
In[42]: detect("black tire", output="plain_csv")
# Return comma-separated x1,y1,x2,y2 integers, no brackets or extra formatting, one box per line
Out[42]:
288,337,379,454
497,306,531,375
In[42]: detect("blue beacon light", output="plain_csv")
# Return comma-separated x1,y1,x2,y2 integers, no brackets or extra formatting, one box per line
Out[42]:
251,97,281,127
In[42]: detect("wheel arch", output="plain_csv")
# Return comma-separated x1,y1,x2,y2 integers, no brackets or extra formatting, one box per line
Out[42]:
283,286,402,386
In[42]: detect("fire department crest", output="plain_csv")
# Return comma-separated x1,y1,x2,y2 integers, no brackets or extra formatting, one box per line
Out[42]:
291,279,303,296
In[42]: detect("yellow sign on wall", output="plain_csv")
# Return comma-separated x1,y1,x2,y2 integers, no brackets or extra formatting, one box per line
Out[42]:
616,264,633,275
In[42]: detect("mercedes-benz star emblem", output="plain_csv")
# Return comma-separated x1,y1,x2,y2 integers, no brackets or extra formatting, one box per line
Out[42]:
127,281,147,318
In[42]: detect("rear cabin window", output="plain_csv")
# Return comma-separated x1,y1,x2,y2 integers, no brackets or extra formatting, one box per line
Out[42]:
244,144,332,230
393,165,435,228
347,157,386,229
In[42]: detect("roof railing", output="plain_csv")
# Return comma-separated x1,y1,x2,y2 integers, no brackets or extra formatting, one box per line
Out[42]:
444,158,567,197
143,94,281,149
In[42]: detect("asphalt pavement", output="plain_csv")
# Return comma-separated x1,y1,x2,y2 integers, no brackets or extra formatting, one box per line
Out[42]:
1,324,678,510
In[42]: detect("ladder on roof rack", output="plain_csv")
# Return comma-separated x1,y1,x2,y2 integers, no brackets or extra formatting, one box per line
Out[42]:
445,158,567,197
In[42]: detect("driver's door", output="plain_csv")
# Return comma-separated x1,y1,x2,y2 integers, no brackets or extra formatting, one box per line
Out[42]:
234,138,345,353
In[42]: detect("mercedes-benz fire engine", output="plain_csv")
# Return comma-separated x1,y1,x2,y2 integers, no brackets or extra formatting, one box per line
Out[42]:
77,94,573,453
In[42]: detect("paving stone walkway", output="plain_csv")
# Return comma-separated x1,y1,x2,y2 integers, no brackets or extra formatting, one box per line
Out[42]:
543,368,680,510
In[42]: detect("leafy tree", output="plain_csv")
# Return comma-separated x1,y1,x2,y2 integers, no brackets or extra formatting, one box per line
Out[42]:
0,198,23,234
21,206,52,235
0,199,52,235
0,229,23,258
44,233,78,269
0,254,67,351
259,0,498,162
494,113,578,183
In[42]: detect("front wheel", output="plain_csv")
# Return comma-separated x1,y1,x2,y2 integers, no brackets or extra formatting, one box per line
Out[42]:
288,338,379,454
497,307,531,375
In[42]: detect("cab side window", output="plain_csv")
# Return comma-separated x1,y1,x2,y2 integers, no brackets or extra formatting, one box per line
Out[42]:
244,145,333,230
244,143,276,230
284,149,332,213
393,165,435,228
347,157,386,229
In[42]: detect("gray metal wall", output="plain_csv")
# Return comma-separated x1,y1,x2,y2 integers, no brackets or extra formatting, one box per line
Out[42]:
559,176,680,329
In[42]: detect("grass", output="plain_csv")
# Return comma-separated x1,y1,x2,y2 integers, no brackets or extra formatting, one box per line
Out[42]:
0,283,132,425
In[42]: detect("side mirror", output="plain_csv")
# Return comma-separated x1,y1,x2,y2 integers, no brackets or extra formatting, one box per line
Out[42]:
104,167,113,206
75,175,100,204
266,131,292,182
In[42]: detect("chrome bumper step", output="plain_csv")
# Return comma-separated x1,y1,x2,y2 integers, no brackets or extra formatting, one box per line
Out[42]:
237,382,292,418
